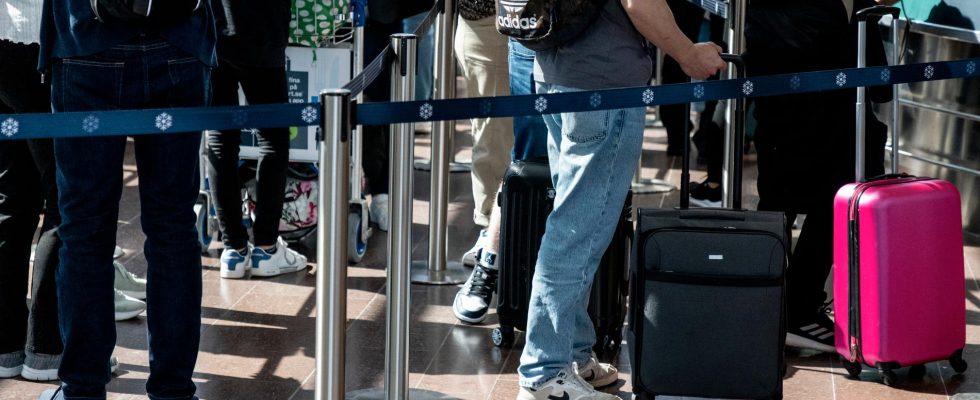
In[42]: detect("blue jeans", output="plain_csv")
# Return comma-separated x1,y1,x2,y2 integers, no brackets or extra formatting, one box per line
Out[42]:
508,40,548,161
51,36,207,400
518,83,645,388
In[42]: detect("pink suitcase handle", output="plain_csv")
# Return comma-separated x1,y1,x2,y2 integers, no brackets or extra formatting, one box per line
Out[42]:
855,6,900,182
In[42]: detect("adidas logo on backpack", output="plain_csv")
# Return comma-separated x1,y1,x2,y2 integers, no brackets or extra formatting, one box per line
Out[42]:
495,0,609,51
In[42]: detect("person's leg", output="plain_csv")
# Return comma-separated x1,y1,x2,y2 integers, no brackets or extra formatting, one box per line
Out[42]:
0,138,38,374
24,139,64,380
234,64,307,276
518,83,644,388
659,0,705,155
454,16,514,227
53,131,127,398
137,40,209,400
206,63,250,253
0,39,47,376
235,64,289,248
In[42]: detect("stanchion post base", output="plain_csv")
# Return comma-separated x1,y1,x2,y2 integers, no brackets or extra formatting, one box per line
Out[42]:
346,388,461,399
413,159,471,173
410,260,469,285
632,178,676,194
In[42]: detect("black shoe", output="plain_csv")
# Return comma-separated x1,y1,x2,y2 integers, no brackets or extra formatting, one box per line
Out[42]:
786,313,836,353
452,261,498,324
689,179,722,208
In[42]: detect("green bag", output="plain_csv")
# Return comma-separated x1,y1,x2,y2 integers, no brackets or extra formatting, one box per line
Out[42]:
289,0,349,47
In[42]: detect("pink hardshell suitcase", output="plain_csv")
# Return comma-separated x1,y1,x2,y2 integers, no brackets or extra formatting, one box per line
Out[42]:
832,6,967,386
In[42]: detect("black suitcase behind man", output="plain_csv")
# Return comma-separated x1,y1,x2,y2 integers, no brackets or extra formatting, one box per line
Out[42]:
490,159,631,357
628,55,788,400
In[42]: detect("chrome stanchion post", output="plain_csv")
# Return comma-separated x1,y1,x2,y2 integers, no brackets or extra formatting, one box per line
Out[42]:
410,0,468,285
387,33,417,400
722,0,746,208
315,89,351,400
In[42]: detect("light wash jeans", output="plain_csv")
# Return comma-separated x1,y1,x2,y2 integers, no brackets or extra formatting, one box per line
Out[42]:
518,82,645,388
508,40,548,161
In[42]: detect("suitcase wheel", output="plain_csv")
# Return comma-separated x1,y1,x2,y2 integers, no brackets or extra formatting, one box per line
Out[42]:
950,349,968,374
492,326,515,347
878,366,898,387
841,357,863,378
907,364,927,381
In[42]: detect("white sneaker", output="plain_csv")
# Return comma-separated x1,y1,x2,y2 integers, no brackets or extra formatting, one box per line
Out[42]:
219,247,250,279
114,289,146,321
517,368,620,400
575,353,619,388
113,261,146,299
113,245,124,259
109,355,119,374
369,194,389,232
251,237,308,277
38,387,64,400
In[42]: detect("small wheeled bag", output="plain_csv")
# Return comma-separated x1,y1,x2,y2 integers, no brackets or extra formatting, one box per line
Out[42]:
628,55,788,400
832,6,967,386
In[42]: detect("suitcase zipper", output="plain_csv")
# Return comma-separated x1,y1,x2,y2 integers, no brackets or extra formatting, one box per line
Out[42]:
846,177,934,363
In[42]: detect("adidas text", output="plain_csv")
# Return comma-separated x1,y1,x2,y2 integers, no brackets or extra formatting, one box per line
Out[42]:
497,14,541,29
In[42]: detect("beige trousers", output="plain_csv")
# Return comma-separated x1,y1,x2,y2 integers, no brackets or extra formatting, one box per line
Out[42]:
454,15,514,227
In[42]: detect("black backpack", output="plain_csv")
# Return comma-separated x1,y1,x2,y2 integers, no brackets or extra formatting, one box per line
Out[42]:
495,0,608,51
91,0,202,23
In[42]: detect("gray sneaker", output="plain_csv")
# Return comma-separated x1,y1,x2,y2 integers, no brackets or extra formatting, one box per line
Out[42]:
21,350,61,381
113,262,146,300
114,289,146,321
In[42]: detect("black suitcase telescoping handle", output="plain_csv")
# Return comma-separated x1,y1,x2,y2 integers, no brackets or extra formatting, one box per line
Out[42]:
680,53,746,210
854,6,900,182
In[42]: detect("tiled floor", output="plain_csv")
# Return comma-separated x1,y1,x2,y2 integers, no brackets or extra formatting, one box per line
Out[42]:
1,119,978,400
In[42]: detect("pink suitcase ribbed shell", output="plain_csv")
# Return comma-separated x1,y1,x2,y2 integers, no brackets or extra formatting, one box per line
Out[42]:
833,177,965,367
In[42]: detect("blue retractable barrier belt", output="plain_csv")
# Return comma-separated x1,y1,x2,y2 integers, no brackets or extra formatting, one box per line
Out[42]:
1,58,977,140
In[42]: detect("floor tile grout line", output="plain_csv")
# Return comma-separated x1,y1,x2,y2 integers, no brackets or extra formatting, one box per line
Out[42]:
201,281,260,335
414,309,459,389
487,335,520,400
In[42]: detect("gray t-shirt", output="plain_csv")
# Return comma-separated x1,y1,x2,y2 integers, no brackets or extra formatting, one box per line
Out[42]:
533,0,653,90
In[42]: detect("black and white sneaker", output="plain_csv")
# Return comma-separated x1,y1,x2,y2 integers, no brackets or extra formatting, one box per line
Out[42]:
452,257,498,324
517,368,619,400
786,313,836,353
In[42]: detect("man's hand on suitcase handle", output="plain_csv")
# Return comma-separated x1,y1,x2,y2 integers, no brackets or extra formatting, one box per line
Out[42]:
679,42,728,81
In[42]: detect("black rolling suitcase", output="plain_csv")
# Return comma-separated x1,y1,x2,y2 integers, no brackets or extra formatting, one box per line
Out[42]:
490,159,631,356
628,55,788,400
